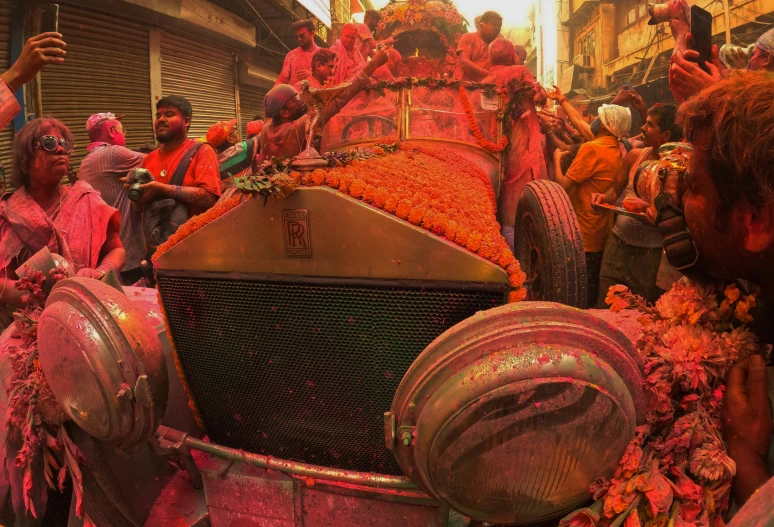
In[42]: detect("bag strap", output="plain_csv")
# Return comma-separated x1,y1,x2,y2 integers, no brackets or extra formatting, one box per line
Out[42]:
170,142,206,188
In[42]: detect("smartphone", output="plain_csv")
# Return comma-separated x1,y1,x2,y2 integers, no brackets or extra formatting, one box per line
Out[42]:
40,4,59,34
689,5,712,73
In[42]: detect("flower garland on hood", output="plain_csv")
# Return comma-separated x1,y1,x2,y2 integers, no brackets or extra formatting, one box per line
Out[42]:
5,269,87,521
561,280,768,527
292,141,526,301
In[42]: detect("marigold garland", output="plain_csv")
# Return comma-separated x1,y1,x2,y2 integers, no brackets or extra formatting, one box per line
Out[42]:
560,281,770,527
291,141,526,302
458,86,508,153
152,194,246,263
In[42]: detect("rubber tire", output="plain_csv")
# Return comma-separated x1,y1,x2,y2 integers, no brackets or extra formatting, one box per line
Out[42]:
514,180,588,308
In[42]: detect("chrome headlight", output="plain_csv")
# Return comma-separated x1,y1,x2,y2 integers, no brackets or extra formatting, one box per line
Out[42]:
37,278,168,447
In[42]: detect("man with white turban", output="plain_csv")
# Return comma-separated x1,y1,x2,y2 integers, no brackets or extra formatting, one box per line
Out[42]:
553,104,631,305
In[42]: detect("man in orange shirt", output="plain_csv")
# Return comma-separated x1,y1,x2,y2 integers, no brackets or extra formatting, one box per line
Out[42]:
453,11,502,81
553,104,631,305
122,96,221,259
129,95,221,216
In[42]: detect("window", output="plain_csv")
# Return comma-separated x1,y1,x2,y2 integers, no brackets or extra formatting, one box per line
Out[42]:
579,30,596,57
618,0,648,30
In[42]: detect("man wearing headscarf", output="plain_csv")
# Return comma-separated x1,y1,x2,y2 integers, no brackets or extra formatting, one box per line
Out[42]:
553,104,631,304
256,49,389,164
482,39,547,250
330,24,367,86
747,27,774,71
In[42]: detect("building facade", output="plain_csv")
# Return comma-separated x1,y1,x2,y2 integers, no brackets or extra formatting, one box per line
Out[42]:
555,0,774,103
1,0,330,186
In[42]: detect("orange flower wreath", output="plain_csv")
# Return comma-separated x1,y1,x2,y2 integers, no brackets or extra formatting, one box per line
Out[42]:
458,86,508,153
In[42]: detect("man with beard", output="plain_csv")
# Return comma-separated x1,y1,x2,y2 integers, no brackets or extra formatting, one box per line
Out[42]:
275,19,319,88
79,112,146,285
667,71,774,506
256,49,389,163
125,95,220,218
591,103,681,306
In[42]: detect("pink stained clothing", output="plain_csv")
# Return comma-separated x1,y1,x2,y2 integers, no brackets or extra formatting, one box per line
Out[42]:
0,181,120,276
0,80,20,132
293,75,324,92
371,64,394,82
454,32,493,81
482,65,547,226
355,23,376,60
330,39,366,86
257,70,371,163
275,44,320,88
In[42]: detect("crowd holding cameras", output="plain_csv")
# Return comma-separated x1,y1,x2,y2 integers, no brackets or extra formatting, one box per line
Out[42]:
0,5,774,523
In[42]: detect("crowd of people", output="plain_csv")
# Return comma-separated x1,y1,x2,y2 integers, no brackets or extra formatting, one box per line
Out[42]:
0,4,774,524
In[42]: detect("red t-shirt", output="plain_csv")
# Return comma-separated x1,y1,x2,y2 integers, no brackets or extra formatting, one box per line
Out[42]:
141,139,222,216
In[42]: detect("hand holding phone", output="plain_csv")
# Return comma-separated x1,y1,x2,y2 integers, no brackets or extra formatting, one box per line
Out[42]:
41,4,59,34
689,5,712,73
0,28,65,91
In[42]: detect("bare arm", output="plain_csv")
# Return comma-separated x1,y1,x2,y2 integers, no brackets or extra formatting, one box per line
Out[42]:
320,49,390,125
596,149,637,205
553,149,576,194
169,184,219,209
546,85,594,141
457,51,489,81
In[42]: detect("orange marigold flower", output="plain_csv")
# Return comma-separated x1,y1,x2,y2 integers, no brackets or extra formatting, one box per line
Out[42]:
509,288,527,303
432,212,448,236
325,171,341,189
339,174,354,193
408,204,427,225
466,232,482,253
363,184,377,204
384,196,398,214
372,146,385,155
349,178,367,198
421,208,436,230
444,219,458,240
310,169,327,186
374,188,389,208
455,225,470,246
396,199,413,219
290,171,304,184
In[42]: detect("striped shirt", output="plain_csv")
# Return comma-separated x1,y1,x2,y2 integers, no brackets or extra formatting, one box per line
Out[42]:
79,143,146,271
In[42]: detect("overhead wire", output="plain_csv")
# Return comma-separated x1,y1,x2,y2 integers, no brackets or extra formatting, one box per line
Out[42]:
236,0,292,51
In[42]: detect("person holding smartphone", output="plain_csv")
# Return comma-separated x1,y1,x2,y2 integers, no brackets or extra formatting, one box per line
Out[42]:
0,32,66,131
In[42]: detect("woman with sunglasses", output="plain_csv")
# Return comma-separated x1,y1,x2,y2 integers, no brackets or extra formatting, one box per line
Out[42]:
0,118,125,309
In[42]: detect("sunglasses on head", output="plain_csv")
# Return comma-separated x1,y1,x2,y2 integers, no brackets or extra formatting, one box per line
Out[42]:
34,135,73,154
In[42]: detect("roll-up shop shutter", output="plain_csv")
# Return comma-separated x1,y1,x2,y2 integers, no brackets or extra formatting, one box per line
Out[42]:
239,84,266,136
0,0,13,187
160,32,237,140
39,7,154,170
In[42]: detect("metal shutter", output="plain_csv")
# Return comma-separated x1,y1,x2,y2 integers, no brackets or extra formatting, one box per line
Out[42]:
0,0,13,187
39,7,154,170
239,83,266,136
160,32,237,140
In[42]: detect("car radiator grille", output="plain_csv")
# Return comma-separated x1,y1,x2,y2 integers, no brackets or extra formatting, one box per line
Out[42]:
158,275,505,475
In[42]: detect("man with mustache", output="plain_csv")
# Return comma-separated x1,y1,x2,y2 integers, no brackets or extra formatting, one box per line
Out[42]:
130,95,221,217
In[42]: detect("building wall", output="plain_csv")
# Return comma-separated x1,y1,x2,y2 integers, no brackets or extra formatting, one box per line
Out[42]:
558,0,774,95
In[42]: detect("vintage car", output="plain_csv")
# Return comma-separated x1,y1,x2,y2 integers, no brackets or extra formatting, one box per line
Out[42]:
4,75,652,527
1,2,651,524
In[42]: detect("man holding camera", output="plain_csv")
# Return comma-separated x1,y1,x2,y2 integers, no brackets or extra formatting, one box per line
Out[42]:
80,113,146,285
122,95,221,262
664,71,774,507
591,103,681,306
